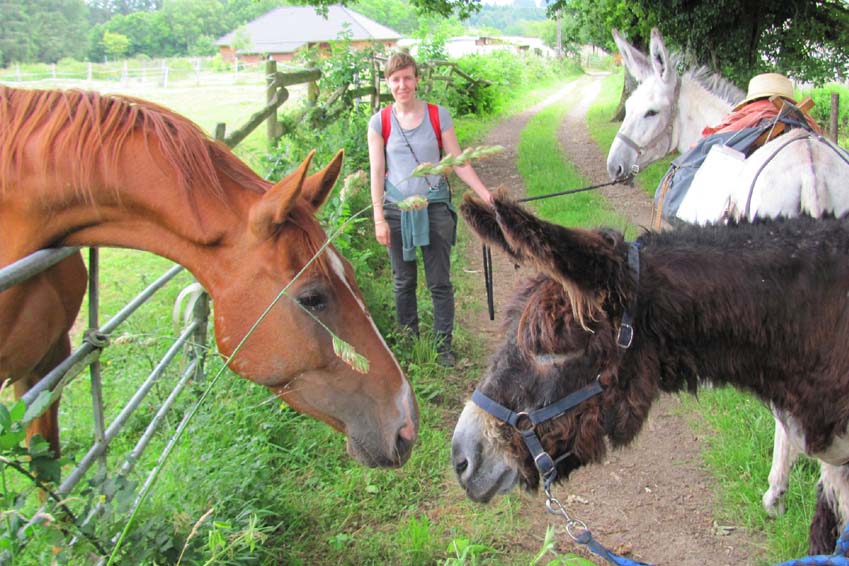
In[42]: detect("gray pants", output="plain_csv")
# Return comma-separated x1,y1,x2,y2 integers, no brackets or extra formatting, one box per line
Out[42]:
384,202,456,343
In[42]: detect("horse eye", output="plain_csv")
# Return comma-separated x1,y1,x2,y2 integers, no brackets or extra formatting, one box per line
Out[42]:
297,291,327,312
644,109,658,118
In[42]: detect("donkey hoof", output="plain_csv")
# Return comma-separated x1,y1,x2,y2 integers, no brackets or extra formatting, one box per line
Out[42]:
762,491,786,518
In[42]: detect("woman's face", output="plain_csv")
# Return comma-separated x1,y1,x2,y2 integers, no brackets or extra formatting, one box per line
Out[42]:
387,66,419,104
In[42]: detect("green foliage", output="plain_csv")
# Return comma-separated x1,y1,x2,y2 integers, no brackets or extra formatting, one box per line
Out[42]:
557,0,849,85
803,83,849,146
102,30,130,60
443,537,492,565
0,0,90,65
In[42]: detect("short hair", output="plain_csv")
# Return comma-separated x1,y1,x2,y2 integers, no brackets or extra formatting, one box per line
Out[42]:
384,51,418,79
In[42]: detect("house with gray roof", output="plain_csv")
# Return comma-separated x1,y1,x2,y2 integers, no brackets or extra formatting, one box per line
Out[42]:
216,5,401,63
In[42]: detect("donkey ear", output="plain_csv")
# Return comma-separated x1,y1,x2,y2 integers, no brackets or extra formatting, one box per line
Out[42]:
459,189,524,262
612,28,652,83
301,149,344,212
491,194,624,295
249,151,314,240
648,28,674,85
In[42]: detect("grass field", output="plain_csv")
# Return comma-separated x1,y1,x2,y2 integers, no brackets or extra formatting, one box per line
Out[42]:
0,65,302,171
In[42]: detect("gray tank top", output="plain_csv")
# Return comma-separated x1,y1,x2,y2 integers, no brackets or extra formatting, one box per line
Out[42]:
369,104,453,202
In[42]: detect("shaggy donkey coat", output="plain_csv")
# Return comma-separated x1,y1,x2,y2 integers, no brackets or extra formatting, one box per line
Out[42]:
451,190,849,553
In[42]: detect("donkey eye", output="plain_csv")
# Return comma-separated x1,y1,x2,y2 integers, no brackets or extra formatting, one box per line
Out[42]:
297,291,328,312
644,109,658,118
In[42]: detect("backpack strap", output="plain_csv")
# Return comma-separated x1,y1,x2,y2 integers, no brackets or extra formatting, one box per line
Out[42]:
427,103,443,156
381,105,392,147
381,103,443,155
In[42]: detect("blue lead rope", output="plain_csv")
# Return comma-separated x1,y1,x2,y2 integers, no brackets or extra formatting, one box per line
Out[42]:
572,530,652,566
776,521,849,566
573,520,849,566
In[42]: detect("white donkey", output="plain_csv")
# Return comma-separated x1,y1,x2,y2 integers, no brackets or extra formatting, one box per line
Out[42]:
607,27,849,552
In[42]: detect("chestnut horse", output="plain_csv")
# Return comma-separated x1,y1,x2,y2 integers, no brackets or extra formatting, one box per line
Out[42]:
452,191,849,554
0,86,418,468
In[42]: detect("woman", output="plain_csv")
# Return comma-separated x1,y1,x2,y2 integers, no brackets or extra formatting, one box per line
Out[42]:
367,51,493,367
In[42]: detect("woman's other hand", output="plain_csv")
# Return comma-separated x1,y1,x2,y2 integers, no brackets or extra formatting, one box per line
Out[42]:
375,219,390,246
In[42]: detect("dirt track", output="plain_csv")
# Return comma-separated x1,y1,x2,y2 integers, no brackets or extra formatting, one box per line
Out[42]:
459,74,764,565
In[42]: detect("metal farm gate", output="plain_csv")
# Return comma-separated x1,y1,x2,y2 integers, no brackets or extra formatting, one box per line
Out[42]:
0,63,322,561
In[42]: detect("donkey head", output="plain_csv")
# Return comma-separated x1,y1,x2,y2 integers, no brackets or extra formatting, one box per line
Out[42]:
607,28,680,181
452,191,641,501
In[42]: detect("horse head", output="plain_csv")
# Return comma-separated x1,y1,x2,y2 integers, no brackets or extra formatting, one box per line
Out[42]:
607,28,680,181
452,192,639,501
212,151,419,468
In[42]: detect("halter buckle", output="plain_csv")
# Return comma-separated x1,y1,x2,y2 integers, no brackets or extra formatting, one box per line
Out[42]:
617,323,634,349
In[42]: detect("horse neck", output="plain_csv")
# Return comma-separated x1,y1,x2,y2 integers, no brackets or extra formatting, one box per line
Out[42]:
16,150,265,292
675,77,734,152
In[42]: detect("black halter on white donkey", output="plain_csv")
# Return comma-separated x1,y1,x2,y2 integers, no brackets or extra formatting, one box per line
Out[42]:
452,189,849,561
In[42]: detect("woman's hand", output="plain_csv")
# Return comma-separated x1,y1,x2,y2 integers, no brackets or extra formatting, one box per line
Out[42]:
375,219,390,246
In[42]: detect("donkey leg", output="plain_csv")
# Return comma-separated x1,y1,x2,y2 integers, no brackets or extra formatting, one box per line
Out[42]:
763,414,801,517
809,463,849,555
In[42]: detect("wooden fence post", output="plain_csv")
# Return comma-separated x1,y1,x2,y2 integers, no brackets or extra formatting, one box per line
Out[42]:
308,79,319,106
830,93,839,144
266,60,282,143
371,58,380,113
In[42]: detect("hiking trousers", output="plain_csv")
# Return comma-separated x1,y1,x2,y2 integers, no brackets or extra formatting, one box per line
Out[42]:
384,202,456,342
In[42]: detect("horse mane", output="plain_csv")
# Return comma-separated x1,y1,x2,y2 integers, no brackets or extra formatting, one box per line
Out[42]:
684,66,744,107
0,86,270,198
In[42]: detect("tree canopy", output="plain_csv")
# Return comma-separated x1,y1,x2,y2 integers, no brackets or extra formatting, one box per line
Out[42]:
549,0,849,85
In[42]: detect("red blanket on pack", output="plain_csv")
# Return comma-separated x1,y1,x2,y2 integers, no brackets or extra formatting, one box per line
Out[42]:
701,99,822,137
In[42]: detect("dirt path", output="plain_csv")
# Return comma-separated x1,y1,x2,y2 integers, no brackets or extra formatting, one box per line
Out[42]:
460,74,764,565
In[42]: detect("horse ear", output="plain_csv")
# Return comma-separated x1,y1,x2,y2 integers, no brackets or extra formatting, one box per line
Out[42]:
301,149,344,212
249,151,315,240
491,193,623,296
648,28,674,84
612,28,652,83
459,189,525,262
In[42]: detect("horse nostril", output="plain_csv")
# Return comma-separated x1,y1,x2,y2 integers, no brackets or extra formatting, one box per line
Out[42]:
454,457,468,476
395,429,414,461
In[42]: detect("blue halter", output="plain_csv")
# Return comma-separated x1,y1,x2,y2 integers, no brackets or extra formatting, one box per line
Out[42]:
471,380,604,490
471,241,641,488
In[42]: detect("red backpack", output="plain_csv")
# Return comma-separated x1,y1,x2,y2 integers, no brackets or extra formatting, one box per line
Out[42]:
380,103,443,155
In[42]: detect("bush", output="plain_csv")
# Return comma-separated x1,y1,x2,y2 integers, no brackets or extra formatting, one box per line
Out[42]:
803,83,849,139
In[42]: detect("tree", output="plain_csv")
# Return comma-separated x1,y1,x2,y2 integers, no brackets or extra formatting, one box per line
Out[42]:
102,30,130,60
0,0,89,65
88,0,161,24
552,0,849,85
292,0,483,20
0,0,33,65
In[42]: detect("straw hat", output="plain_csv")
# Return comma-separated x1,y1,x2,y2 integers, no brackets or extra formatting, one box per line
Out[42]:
733,73,796,110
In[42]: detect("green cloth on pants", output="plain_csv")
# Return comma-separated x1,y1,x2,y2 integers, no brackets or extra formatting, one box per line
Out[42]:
384,179,456,262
